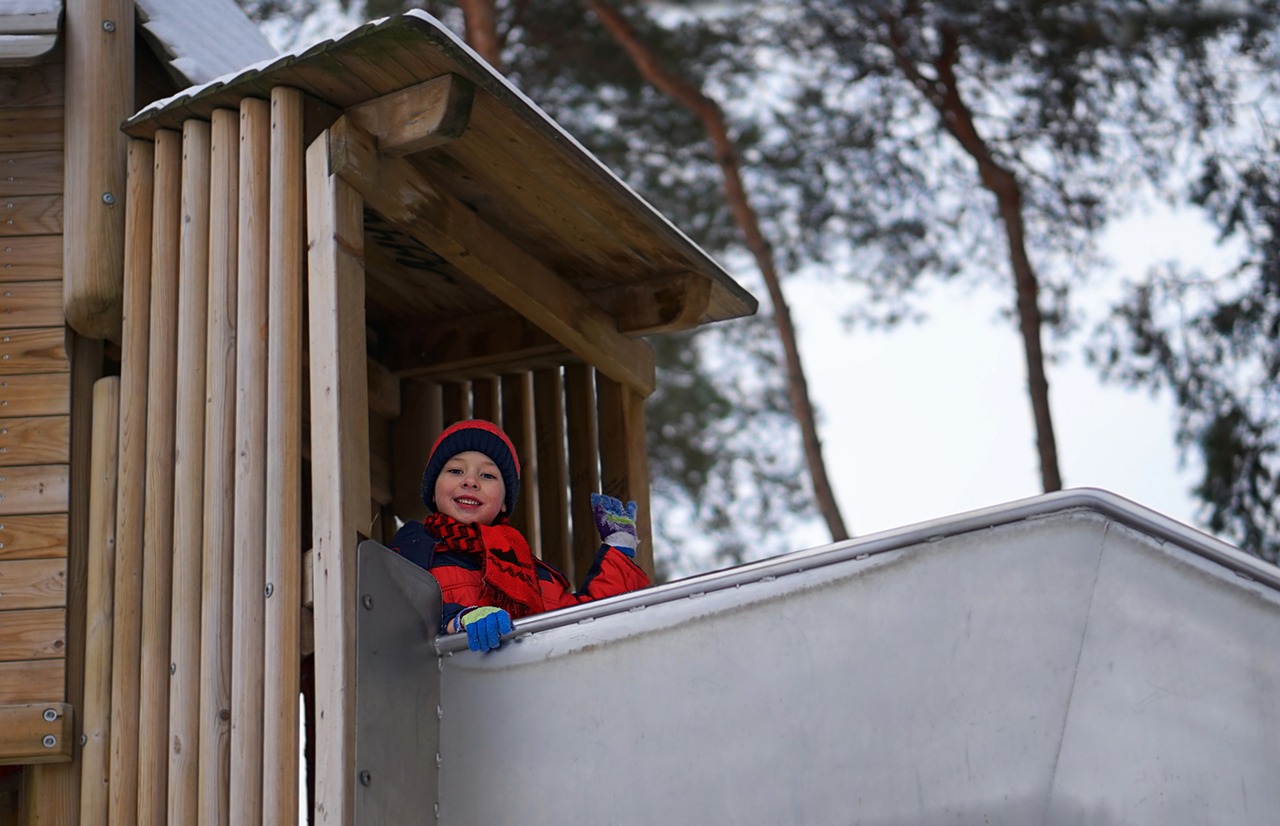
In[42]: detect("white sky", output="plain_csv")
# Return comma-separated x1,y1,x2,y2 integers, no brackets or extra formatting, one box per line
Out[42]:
785,203,1228,549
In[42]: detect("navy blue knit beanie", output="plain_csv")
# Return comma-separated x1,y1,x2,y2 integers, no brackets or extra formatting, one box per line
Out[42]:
421,419,521,517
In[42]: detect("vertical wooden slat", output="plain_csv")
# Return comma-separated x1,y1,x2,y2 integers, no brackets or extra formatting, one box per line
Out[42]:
107,134,163,826
501,372,536,548
263,85,305,826
391,379,442,524
63,0,132,340
533,368,569,573
564,364,600,582
230,96,271,826
23,333,102,821
167,118,212,823
441,381,469,424
79,376,120,825
197,107,240,826
595,373,655,577
306,125,371,826
471,376,499,423
136,124,184,826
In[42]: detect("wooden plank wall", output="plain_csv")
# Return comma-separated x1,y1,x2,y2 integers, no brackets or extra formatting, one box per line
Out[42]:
0,56,72,766
84,92,308,826
384,366,654,583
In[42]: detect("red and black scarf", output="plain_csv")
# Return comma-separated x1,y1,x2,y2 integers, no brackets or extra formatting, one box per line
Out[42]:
424,512,544,619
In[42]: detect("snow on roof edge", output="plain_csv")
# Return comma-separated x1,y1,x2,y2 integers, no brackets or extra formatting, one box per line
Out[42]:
133,0,276,86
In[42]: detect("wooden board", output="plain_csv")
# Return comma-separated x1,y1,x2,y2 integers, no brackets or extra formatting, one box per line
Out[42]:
0,63,64,109
0,327,68,372
0,151,63,196
0,608,64,660
0,195,61,236
0,108,63,153
0,371,68,416
0,463,68,514
0,557,65,610
0,703,73,765
0,660,61,705
0,235,61,282
0,513,66,559
0,280,63,327
0,415,69,466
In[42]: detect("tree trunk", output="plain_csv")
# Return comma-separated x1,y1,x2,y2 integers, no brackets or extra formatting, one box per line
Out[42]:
885,19,1063,492
584,0,851,539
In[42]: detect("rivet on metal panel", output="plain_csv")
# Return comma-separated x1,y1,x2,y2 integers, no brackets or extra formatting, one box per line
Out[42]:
359,770,372,786
690,591,706,599
760,575,776,583
42,708,58,722
361,594,373,610
42,735,56,748
855,553,870,561
628,604,647,613
578,616,596,625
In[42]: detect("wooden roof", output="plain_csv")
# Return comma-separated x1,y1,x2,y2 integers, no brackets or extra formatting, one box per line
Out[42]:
121,12,756,379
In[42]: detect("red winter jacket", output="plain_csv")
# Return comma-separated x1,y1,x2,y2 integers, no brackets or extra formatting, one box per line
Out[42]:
390,520,650,635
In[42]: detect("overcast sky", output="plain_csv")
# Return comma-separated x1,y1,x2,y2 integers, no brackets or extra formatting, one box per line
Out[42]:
783,202,1230,551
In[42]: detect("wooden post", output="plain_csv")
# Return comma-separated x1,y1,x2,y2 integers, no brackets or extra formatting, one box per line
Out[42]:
230,97,271,826
595,373,654,577
564,364,600,582
533,368,569,573
471,376,499,423
108,134,162,826
167,118,212,823
501,372,536,550
306,125,371,826
197,108,241,826
136,124,183,826
263,85,305,826
79,376,121,824
63,0,132,340
390,379,442,525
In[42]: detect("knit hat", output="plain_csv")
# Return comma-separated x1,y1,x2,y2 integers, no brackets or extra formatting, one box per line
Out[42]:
421,419,521,517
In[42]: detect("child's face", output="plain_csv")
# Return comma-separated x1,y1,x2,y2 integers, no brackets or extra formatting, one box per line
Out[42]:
433,450,507,525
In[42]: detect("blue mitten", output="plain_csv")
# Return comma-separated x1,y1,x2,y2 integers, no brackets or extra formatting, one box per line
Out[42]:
591,493,639,557
459,606,512,652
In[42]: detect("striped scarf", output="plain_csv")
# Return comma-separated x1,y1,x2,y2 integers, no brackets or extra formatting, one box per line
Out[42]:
423,512,544,619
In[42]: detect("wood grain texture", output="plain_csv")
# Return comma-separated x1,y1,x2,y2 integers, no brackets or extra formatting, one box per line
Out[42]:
0,703,73,764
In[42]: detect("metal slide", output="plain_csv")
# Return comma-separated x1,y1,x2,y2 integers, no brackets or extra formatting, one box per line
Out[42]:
356,488,1280,825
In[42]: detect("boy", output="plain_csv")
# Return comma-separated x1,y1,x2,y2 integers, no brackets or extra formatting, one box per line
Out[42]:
391,419,650,651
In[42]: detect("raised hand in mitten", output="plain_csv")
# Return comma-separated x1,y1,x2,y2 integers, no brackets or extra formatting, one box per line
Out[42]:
591,493,639,557
459,606,512,652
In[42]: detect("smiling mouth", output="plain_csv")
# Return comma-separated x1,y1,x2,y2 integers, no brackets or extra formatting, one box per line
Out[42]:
454,497,482,507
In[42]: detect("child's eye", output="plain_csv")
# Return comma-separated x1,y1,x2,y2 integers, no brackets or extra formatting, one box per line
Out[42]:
445,467,463,475
481,472,497,480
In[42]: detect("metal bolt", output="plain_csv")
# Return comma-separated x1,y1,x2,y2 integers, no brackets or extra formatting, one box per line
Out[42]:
42,735,56,748
359,770,372,786
80,734,87,745
42,708,58,722
170,662,176,675
102,192,116,205
102,20,115,32
361,594,373,610
264,582,274,598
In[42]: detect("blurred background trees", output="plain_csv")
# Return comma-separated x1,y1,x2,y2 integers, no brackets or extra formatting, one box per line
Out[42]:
240,0,1280,567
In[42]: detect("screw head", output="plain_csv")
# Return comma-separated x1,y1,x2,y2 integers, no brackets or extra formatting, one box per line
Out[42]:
42,735,56,748
359,770,372,786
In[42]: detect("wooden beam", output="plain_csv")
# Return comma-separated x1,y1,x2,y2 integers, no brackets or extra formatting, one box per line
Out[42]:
345,74,473,156
596,374,654,577
306,123,372,826
326,116,656,396
0,703,73,764
63,0,133,341
231,96,271,826
79,376,120,824
109,136,155,826
166,117,212,826
263,85,305,826
197,108,240,826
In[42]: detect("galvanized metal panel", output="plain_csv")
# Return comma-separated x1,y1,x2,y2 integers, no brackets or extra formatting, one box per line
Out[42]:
430,490,1280,826
354,541,443,823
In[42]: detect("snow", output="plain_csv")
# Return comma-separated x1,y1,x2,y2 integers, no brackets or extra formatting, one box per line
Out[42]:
134,0,276,85
0,0,59,15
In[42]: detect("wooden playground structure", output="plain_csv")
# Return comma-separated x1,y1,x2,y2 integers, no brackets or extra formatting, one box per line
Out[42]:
0,4,754,824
